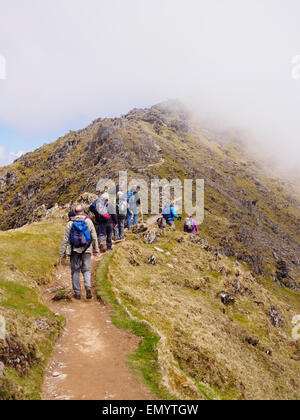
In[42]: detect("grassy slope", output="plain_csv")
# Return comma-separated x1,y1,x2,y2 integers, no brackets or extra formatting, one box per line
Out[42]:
96,229,300,400
95,251,175,400
0,220,65,400
1,104,299,286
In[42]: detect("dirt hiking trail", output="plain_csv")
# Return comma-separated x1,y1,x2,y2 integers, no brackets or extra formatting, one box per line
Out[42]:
41,256,155,401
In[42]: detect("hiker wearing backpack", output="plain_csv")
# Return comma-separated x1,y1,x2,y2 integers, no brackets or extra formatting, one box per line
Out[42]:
60,205,99,300
126,186,141,228
162,201,181,227
115,191,127,240
157,215,167,230
184,215,198,233
95,192,118,251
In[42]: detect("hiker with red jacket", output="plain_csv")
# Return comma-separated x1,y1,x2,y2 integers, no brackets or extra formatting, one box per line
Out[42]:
93,192,118,251
60,205,99,300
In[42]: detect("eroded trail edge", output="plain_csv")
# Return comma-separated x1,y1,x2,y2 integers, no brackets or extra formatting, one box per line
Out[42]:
41,257,155,401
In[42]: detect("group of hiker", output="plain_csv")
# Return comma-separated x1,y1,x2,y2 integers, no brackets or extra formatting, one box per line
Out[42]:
60,187,198,299
60,186,141,299
157,201,198,233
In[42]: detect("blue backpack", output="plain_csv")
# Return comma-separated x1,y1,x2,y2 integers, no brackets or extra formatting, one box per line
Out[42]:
70,219,92,251
163,205,172,220
127,190,135,201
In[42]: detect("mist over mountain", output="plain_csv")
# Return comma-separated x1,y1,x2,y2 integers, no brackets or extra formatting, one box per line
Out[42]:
1,0,300,170
0,101,299,291
1,1,300,402
0,101,300,400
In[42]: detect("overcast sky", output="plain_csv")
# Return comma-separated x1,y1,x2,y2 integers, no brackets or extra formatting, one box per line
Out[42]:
0,0,299,169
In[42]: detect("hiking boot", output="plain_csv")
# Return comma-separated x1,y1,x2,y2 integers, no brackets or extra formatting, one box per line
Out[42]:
86,288,92,300
100,244,107,253
74,293,81,300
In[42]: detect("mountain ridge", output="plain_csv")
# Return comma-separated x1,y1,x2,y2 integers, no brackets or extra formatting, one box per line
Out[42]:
0,100,299,289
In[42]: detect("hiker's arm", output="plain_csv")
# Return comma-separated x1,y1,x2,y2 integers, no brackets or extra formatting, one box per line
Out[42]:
89,221,100,254
60,223,71,258
89,201,96,215
135,193,141,206
171,206,179,219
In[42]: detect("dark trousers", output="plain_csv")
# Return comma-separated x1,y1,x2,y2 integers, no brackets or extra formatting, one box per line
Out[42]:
99,222,113,250
116,216,125,239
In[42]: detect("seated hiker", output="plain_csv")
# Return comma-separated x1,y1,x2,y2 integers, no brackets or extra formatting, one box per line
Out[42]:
127,186,141,228
115,191,127,240
184,215,198,233
60,205,99,300
162,201,181,227
95,192,118,251
157,215,167,230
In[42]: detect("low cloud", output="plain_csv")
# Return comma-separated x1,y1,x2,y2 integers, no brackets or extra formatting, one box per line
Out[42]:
0,146,26,167
9,150,26,160
0,0,300,171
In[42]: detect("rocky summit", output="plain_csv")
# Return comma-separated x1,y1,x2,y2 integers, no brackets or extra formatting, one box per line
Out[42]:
0,101,299,291
0,101,300,400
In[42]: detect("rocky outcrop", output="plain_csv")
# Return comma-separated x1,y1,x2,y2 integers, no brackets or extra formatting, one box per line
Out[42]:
0,101,299,289
0,171,19,189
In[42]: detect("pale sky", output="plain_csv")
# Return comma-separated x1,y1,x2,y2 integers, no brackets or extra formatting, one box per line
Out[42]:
0,0,300,169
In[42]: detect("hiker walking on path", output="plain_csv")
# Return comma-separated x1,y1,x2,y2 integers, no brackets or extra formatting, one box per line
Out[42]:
115,191,127,240
127,186,141,228
95,193,118,251
60,205,99,300
162,201,181,227
184,215,198,233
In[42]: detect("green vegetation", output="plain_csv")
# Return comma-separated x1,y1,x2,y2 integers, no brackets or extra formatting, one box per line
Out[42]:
0,220,65,400
95,229,300,400
0,102,299,400
0,222,64,284
95,250,175,400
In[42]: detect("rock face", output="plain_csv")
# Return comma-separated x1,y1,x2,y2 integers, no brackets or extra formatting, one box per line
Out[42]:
269,307,283,328
276,259,289,281
0,100,299,289
0,361,4,378
144,228,159,244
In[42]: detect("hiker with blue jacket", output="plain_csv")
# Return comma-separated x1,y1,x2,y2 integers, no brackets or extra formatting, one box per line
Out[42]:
163,201,181,227
127,186,141,228
60,205,99,300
